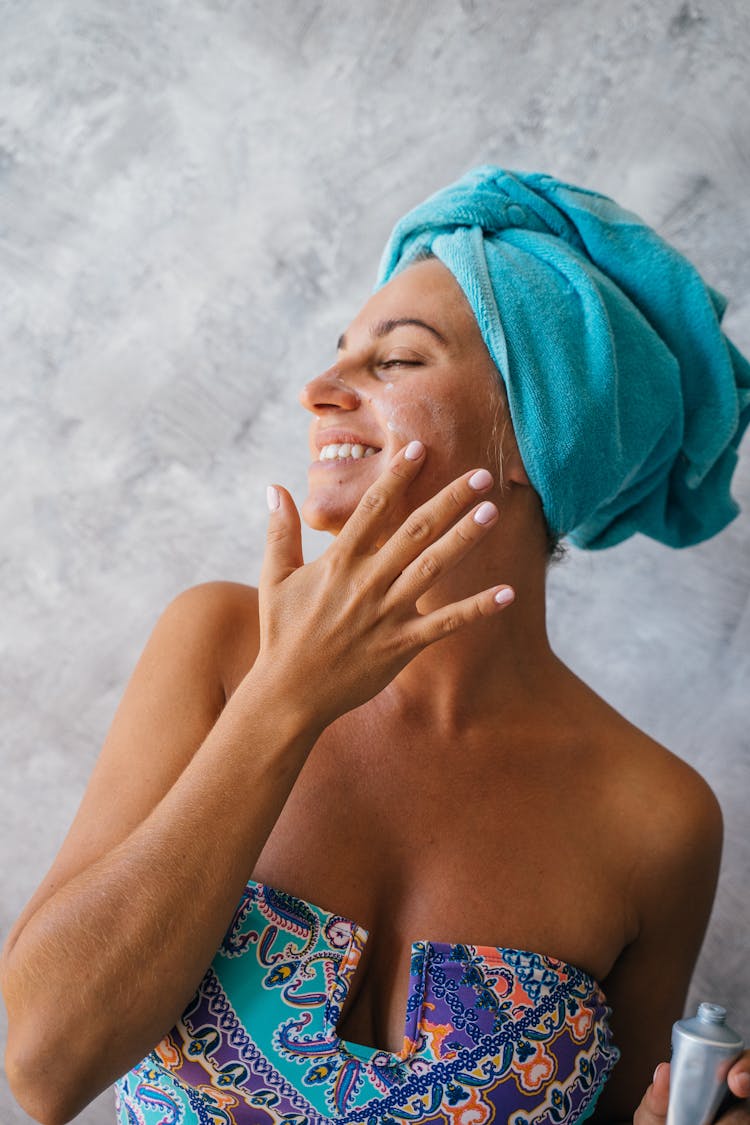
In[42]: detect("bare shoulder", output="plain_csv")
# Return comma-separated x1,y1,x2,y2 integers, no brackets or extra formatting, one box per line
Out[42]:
166,580,261,700
167,577,258,632
589,703,723,914
580,710,723,1123
611,721,721,854
561,667,723,897
2,580,262,949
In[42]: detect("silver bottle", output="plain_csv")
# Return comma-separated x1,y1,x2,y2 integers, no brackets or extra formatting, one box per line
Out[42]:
666,1003,744,1125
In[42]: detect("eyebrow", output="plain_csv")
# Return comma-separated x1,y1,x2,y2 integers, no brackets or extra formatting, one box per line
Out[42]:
336,317,449,352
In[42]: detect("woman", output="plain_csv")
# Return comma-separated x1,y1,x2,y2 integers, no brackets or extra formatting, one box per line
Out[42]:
2,167,750,1125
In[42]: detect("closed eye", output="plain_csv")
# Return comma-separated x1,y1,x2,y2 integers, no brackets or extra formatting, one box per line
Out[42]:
380,360,420,368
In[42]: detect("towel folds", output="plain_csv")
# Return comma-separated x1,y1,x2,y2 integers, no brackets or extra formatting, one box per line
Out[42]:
375,166,750,550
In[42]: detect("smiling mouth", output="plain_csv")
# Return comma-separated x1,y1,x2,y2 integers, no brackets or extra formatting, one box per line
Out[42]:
316,441,382,464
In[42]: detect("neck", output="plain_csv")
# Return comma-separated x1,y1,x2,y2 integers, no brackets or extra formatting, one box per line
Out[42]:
378,489,564,735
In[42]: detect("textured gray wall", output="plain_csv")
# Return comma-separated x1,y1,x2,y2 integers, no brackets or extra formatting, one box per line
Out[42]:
2,1,749,1121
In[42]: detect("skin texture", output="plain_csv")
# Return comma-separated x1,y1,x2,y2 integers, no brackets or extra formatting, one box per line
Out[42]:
2,258,748,1125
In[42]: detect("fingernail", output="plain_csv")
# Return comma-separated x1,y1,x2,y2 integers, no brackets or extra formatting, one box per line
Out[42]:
734,1073,750,1098
474,501,497,525
653,1063,664,1085
494,587,515,606
404,440,425,461
469,468,493,491
266,485,280,512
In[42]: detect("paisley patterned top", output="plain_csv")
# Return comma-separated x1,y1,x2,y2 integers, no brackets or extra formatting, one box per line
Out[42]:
114,879,620,1125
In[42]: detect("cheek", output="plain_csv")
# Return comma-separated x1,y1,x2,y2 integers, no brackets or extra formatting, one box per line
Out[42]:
380,392,464,455
379,394,481,523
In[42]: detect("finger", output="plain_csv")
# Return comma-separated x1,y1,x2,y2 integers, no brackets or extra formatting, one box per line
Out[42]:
401,582,516,650
728,1052,750,1100
374,465,497,584
635,1063,671,1125
259,484,304,587
335,440,427,554
392,497,500,603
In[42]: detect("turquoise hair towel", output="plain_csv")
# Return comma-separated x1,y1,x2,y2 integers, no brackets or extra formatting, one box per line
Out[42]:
374,165,750,550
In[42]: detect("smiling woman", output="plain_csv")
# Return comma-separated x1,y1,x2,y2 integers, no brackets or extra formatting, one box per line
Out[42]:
2,166,749,1125
299,258,541,564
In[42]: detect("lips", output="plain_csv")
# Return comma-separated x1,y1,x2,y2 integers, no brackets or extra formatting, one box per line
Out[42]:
315,439,382,468
314,429,383,454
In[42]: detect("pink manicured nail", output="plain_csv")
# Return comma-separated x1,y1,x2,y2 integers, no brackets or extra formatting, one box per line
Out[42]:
473,501,497,525
266,485,280,512
494,587,515,606
404,440,425,460
653,1063,663,1085
468,468,493,490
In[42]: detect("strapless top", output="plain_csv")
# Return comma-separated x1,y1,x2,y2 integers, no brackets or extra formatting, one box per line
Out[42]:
114,878,620,1124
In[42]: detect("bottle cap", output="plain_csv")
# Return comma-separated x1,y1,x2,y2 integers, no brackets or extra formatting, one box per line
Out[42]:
697,1003,727,1024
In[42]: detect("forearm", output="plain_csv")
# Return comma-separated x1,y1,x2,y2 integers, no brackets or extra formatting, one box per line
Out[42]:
2,667,319,1121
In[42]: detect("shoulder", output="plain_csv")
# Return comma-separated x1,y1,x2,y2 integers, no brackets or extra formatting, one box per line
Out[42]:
615,726,722,860
158,581,261,702
586,731,723,1123
640,741,722,915
600,720,723,927
165,579,259,629
567,676,724,927
567,674,723,858
0,582,263,941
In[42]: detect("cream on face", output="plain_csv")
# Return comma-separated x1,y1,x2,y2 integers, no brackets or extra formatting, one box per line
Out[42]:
299,258,510,533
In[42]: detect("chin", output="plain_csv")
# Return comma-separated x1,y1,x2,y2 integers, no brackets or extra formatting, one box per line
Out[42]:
300,495,348,536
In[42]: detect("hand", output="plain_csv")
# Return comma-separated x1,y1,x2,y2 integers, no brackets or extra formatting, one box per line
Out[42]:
253,440,514,731
634,1053,750,1125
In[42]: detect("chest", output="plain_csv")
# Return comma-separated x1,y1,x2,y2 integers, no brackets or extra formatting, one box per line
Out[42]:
133,877,621,1125
249,713,633,1055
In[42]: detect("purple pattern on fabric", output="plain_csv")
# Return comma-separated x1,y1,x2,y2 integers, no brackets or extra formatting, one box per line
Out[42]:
115,880,620,1124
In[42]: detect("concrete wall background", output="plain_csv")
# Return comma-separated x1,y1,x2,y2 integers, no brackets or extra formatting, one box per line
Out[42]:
1,1,748,1120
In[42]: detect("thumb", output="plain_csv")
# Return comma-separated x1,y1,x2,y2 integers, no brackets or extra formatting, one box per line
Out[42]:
727,1050,750,1100
638,1062,671,1125
260,484,304,586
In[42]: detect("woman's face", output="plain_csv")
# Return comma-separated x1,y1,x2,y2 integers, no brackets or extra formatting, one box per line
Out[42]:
299,257,523,537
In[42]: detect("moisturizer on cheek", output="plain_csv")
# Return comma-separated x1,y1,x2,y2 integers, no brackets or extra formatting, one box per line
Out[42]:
381,395,456,449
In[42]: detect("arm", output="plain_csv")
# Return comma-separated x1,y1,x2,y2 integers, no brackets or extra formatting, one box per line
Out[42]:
1,581,319,1123
1,442,513,1124
591,761,724,1125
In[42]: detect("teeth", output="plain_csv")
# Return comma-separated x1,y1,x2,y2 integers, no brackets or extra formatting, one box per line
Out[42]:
319,442,380,461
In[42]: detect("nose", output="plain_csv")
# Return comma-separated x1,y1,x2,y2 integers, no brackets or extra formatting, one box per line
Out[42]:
298,365,361,414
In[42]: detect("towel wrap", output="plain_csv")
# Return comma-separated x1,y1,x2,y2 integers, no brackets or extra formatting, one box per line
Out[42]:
375,165,750,550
